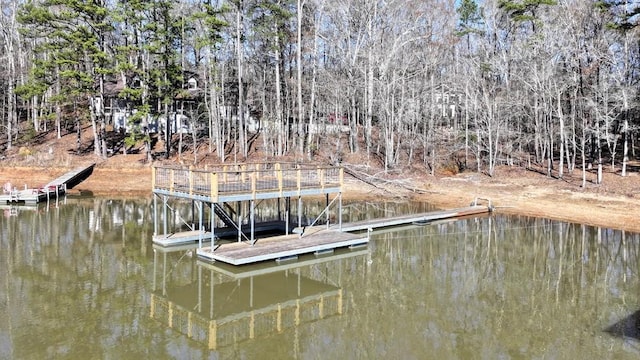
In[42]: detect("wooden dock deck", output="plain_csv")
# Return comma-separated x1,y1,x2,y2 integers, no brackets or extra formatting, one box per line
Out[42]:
191,205,490,265
0,186,62,204
196,230,369,265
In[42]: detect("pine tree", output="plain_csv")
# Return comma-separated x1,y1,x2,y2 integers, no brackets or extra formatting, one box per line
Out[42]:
144,0,183,159
17,0,112,157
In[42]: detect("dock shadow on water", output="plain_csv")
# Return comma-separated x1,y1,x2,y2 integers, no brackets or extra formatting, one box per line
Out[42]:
606,310,640,340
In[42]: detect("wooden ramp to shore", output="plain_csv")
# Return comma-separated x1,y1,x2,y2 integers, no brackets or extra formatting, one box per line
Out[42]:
336,205,491,233
44,163,95,190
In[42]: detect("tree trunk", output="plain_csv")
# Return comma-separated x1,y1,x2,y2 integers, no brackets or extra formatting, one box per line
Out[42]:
296,0,305,157
235,5,246,159
557,91,564,179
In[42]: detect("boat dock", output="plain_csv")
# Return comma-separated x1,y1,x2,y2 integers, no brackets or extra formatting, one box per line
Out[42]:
151,164,492,265
0,163,94,204
43,163,95,190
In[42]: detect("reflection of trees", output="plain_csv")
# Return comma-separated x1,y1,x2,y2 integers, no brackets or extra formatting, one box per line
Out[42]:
0,198,165,359
349,214,640,358
2,199,640,358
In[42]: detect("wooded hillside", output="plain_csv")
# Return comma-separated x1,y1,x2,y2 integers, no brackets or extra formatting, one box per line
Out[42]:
1,0,639,186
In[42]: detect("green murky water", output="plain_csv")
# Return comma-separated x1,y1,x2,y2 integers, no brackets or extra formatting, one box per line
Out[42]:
1,198,639,359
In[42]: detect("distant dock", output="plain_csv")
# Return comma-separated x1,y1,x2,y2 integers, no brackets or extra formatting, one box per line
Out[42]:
151,164,493,266
0,163,94,204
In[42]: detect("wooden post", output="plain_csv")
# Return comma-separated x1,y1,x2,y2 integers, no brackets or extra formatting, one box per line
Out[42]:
169,169,175,193
251,172,257,199
151,167,156,190
210,173,218,202
277,166,284,196
153,194,158,236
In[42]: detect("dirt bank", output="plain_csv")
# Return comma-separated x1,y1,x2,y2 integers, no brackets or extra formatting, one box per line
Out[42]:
1,161,639,234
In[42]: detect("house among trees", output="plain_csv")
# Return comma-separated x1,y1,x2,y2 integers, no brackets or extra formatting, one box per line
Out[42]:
99,72,205,135
99,72,261,136
434,84,462,119
101,74,147,133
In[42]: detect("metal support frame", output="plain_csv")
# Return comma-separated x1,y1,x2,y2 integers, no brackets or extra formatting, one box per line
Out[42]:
250,200,255,245
151,164,346,251
297,196,302,228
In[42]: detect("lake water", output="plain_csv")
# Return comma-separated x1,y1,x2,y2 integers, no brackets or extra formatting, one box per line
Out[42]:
1,197,640,359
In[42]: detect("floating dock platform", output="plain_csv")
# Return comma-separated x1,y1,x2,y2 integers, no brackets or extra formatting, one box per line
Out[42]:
196,230,368,265
0,163,94,204
0,187,61,204
151,164,492,266
152,220,292,247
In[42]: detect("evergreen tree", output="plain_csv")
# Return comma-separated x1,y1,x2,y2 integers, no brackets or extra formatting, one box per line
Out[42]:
17,0,112,157
144,0,183,159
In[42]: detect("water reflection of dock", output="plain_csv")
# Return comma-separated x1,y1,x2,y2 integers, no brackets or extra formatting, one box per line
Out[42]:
0,203,42,217
150,244,368,349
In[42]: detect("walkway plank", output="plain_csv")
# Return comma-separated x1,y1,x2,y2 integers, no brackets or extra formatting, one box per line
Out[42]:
336,205,490,232
197,230,368,265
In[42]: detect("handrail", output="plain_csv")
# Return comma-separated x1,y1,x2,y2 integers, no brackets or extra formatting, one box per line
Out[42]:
152,163,343,198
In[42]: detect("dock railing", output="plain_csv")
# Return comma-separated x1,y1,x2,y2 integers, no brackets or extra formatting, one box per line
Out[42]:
152,163,343,201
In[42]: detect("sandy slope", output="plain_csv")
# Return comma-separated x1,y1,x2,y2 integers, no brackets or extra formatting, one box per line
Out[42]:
2,160,638,233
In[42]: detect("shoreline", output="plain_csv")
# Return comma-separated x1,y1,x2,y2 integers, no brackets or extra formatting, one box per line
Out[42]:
1,164,640,234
